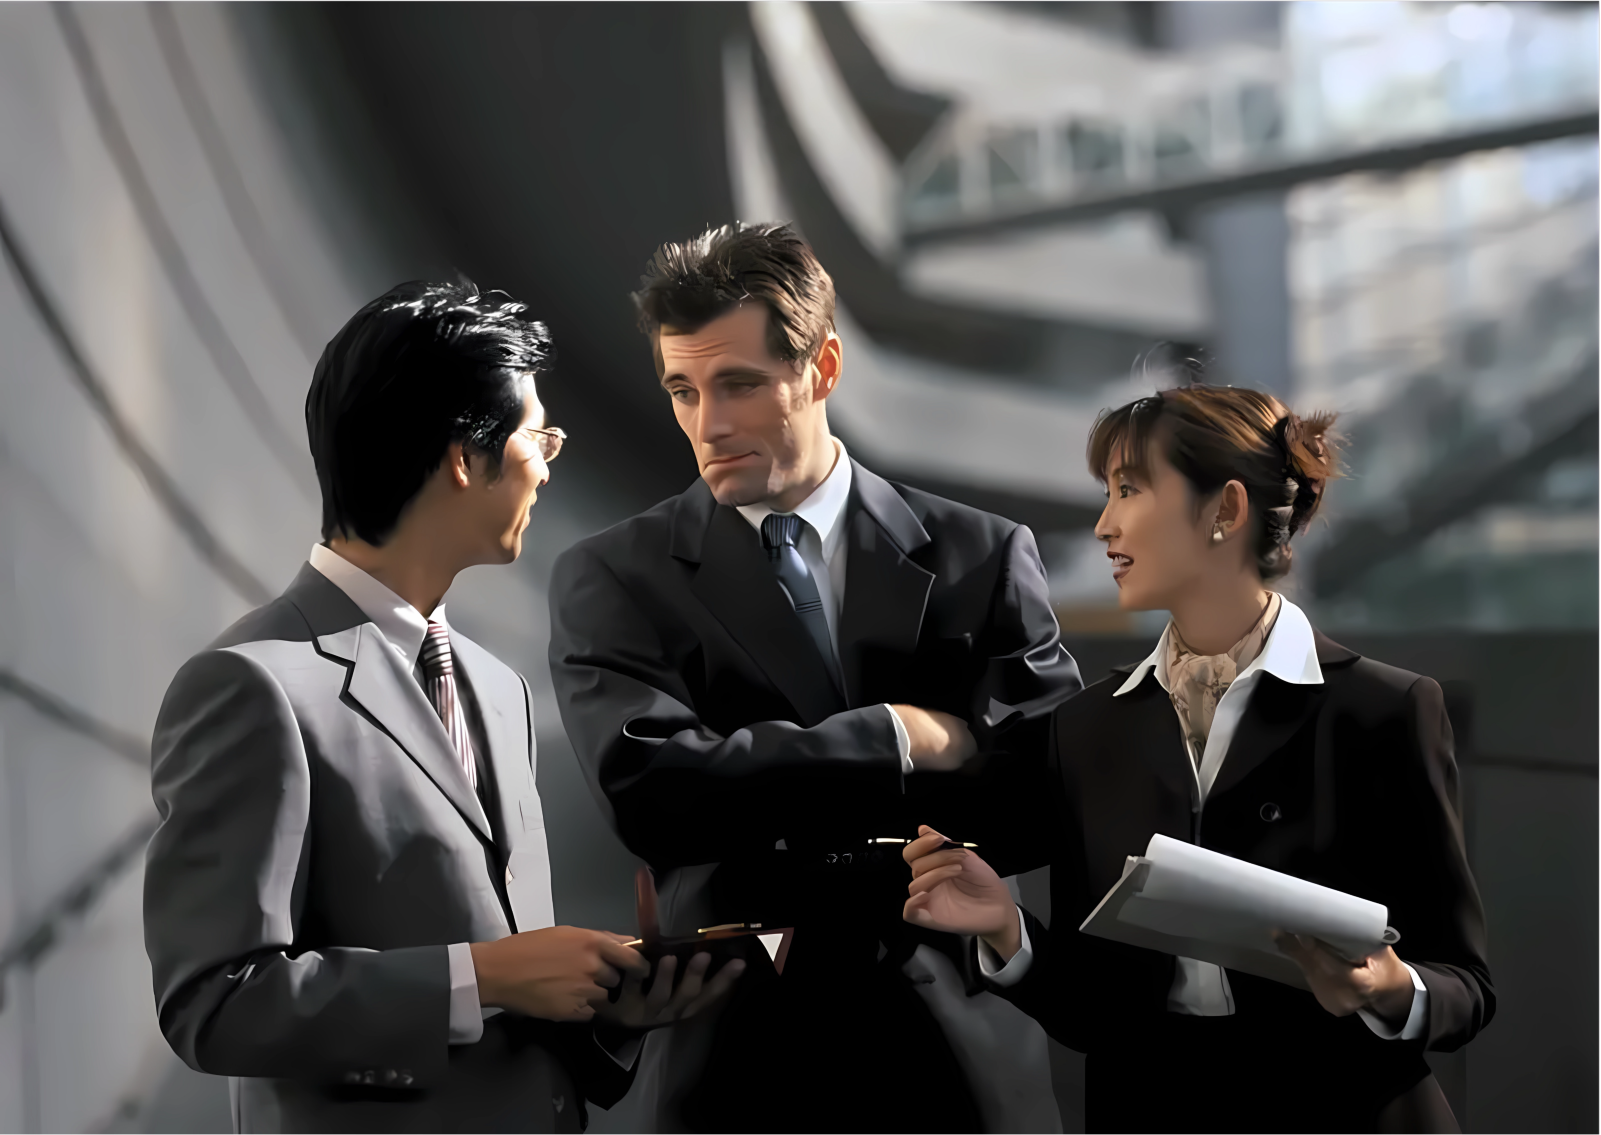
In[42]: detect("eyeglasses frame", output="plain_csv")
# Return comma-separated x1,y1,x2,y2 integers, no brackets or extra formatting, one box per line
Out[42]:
518,425,567,461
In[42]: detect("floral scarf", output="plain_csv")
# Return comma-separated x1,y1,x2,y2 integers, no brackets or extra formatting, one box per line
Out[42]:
1166,591,1282,765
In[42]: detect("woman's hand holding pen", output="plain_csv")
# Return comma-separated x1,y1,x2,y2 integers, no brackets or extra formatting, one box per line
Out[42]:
902,825,1022,962
1274,933,1416,1027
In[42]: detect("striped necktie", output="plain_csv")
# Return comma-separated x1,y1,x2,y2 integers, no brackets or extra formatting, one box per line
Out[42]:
419,621,478,792
760,512,843,692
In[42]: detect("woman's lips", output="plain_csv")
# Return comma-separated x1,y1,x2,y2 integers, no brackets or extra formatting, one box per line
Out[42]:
1109,552,1132,583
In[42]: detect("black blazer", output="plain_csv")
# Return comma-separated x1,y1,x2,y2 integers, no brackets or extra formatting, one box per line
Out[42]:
997,628,1494,1132
548,460,1083,1129
549,459,1082,895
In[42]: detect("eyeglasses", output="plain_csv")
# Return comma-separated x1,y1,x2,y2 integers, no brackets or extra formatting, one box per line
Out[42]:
519,425,566,461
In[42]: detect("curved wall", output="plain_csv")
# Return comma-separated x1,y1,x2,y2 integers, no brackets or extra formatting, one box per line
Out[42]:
0,6,626,1128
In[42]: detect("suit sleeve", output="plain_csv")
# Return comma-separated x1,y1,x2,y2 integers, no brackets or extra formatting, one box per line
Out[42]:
144,649,451,1085
972,525,1083,737
1388,676,1496,1051
915,525,1083,876
548,544,904,868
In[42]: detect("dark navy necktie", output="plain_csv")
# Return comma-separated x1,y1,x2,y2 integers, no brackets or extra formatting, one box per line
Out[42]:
760,513,843,692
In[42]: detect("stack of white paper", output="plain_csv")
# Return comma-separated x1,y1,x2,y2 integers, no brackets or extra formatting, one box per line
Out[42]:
1079,834,1398,990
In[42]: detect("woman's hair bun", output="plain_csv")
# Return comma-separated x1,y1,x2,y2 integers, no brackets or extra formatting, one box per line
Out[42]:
1274,411,1339,535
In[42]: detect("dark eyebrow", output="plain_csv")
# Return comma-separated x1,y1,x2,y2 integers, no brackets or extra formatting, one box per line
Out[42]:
659,367,771,389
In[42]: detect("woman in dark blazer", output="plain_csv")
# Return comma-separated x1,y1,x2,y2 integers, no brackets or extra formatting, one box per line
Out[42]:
902,385,1493,1133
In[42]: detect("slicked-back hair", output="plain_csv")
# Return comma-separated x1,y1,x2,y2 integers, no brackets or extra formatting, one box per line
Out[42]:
1087,384,1341,582
631,222,836,371
306,280,554,546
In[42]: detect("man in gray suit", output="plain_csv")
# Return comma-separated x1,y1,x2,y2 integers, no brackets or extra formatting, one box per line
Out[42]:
144,282,739,1133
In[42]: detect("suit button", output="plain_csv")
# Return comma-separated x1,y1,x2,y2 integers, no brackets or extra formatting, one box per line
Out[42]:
361,1070,376,1085
1260,802,1283,822
553,1094,566,1113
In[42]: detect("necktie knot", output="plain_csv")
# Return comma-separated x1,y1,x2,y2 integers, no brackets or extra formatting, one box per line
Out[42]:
757,511,841,693
761,513,803,561
420,621,454,679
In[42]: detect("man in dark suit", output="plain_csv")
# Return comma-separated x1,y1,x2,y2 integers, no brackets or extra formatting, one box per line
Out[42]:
145,282,736,1133
548,224,1084,1131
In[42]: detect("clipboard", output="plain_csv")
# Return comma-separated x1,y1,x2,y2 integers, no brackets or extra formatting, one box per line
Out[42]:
1079,841,1400,991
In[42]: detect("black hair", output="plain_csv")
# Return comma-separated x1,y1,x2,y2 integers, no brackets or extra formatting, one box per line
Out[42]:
631,222,836,372
305,280,554,545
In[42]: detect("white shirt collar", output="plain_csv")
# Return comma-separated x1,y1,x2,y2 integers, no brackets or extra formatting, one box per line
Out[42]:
308,543,449,667
1113,595,1324,697
735,439,852,558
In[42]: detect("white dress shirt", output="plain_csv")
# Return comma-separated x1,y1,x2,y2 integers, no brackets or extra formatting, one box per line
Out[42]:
978,597,1429,1042
734,441,913,771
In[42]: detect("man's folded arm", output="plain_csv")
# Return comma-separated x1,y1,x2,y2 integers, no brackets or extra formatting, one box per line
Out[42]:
549,547,904,867
145,650,451,1085
973,525,1083,736
914,525,1081,875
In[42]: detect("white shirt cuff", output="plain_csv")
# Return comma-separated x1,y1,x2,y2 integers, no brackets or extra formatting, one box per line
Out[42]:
884,704,912,774
975,905,1033,987
595,1029,645,1069
447,941,486,1045
1358,962,1430,1041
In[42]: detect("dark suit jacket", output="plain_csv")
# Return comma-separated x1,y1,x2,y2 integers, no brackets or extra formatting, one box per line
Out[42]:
995,629,1494,1132
548,461,1083,1130
145,566,630,1133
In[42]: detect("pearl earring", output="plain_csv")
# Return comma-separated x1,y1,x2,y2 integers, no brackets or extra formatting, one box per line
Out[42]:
1212,525,1225,544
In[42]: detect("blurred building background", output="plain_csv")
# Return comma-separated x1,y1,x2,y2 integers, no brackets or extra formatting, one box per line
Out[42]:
0,2,1592,1131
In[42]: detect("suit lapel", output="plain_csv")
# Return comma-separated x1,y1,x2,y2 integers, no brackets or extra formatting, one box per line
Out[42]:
320,623,495,845
451,634,558,933
837,469,934,706
450,632,531,844
1207,628,1354,801
1114,671,1195,803
1208,675,1324,801
688,502,847,726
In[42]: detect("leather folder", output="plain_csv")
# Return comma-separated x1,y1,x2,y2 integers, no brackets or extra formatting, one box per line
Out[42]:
632,866,793,989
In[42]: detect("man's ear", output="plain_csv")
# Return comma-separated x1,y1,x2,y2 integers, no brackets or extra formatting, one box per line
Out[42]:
813,332,842,398
446,442,473,490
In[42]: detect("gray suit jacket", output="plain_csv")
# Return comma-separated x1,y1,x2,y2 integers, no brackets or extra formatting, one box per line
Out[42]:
144,565,626,1133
